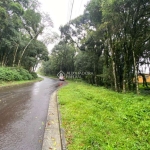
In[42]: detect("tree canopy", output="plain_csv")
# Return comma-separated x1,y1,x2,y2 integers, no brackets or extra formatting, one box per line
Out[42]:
0,0,53,71
55,0,150,93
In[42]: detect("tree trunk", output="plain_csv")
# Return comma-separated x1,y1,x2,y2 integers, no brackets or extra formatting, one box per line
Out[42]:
123,80,126,93
123,53,127,93
13,44,19,67
18,31,40,67
2,54,6,67
112,58,117,91
110,41,117,91
133,50,139,94
139,70,148,88
18,38,34,67
5,56,8,66
108,33,117,91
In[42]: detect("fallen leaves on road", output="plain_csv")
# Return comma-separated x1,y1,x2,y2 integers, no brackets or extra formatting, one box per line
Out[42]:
47,122,51,126
39,140,42,143
53,141,57,146
51,137,55,141
49,113,54,116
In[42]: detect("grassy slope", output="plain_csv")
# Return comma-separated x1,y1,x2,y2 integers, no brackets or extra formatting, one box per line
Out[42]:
58,81,150,150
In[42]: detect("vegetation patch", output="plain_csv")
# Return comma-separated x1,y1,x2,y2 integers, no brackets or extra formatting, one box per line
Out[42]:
0,67,38,81
58,81,150,150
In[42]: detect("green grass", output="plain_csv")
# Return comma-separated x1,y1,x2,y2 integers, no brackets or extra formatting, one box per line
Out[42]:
0,77,43,88
58,81,150,150
139,83,150,95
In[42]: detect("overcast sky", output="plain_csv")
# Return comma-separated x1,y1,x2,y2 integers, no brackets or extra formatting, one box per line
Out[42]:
37,0,89,51
38,0,89,31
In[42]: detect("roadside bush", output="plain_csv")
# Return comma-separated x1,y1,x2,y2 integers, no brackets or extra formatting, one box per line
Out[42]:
12,70,23,81
17,68,33,80
0,68,14,81
26,73,33,80
0,67,34,81
30,72,38,79
5,70,15,81
0,68,6,80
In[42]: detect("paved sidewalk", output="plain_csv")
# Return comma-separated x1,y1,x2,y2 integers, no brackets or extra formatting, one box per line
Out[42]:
42,91,62,150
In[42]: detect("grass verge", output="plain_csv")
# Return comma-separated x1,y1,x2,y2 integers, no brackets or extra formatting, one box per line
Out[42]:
58,81,150,150
0,77,43,89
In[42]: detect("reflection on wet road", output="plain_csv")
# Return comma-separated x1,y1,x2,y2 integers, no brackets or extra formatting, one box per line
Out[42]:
0,76,59,150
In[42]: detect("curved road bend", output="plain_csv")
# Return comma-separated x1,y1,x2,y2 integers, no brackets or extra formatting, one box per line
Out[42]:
0,76,60,150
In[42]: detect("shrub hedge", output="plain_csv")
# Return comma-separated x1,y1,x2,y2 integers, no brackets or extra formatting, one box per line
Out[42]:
0,67,38,81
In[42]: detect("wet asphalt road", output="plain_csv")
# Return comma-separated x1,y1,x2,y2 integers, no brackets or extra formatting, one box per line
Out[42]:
0,76,59,150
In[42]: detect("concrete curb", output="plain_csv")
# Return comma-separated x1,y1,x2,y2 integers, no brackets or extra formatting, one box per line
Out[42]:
42,91,62,150
56,93,67,150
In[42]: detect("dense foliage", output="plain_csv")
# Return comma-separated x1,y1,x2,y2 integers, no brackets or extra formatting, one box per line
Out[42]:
0,67,37,81
42,0,150,93
41,41,76,75
0,0,52,71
